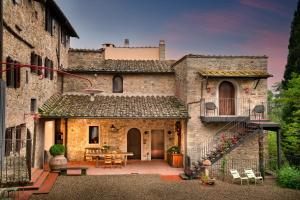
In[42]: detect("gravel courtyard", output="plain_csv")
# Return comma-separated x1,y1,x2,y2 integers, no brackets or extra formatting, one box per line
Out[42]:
31,175,300,200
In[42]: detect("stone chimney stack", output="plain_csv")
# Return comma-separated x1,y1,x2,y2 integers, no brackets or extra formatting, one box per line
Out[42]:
159,40,165,60
124,39,129,47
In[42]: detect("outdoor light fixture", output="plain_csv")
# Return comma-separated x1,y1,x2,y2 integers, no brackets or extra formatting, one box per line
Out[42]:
144,131,149,135
83,88,103,102
168,131,172,135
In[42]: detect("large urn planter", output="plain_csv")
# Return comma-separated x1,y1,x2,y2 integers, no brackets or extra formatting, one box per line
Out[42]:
167,146,183,168
49,144,67,171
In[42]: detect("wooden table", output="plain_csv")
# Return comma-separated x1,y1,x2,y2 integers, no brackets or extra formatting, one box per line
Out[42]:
84,148,133,167
97,152,134,167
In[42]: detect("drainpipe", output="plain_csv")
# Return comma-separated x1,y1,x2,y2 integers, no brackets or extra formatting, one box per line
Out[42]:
0,0,5,165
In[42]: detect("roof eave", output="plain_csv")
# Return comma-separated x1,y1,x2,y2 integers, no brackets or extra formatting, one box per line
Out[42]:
46,0,79,38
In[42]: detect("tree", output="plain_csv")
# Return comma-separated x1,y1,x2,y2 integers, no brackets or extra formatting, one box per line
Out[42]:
283,0,300,87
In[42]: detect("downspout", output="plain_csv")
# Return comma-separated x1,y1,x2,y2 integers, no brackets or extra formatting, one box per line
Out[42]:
0,0,5,165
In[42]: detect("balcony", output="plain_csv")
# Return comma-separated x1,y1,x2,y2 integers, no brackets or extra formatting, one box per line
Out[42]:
200,98,268,123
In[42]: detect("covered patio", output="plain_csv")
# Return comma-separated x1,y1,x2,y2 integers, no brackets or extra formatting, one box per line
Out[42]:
39,93,188,167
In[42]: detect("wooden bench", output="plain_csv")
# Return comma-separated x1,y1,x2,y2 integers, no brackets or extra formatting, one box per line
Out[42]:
60,167,88,176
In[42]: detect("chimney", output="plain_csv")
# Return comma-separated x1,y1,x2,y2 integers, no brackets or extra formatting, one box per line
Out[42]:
124,39,129,47
102,43,115,48
159,40,165,60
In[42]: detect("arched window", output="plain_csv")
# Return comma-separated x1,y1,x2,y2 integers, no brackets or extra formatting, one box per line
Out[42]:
113,75,123,93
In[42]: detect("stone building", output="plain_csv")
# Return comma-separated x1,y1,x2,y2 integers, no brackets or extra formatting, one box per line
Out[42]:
1,0,78,169
0,0,278,179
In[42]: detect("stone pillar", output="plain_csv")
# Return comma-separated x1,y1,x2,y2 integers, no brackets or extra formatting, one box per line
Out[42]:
159,40,165,60
258,129,265,178
277,128,282,169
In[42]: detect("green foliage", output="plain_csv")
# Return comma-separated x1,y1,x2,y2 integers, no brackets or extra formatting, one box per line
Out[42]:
277,166,300,190
220,156,227,180
49,144,65,156
283,0,300,87
267,132,278,171
167,146,180,154
279,74,300,157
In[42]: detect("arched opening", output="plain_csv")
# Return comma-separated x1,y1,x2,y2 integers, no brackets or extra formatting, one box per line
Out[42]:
112,75,123,93
127,128,141,160
219,81,235,115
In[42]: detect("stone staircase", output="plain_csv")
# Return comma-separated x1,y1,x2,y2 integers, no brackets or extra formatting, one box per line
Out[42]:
17,168,58,200
200,117,261,165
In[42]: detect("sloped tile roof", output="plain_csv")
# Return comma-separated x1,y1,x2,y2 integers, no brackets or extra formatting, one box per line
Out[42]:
198,70,272,78
64,59,175,73
39,94,188,119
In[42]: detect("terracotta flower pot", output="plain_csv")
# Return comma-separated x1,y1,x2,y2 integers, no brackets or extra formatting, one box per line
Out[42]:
49,154,67,171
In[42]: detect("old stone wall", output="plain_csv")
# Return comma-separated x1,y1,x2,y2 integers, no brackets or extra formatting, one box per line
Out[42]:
173,56,269,163
63,73,175,96
3,0,70,167
68,50,104,68
66,119,180,161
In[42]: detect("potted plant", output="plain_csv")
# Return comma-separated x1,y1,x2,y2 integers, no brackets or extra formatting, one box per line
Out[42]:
49,144,67,171
167,146,183,168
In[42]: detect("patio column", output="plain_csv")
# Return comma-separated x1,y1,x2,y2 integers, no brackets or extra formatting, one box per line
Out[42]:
277,128,282,169
258,128,265,178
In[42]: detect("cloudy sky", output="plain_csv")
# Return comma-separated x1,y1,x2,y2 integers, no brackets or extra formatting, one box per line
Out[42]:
56,0,298,87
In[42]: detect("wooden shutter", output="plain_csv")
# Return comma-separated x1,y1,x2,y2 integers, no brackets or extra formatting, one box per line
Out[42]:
14,61,21,88
6,57,14,87
50,60,54,80
37,55,43,76
30,52,38,74
44,57,49,78
5,128,12,156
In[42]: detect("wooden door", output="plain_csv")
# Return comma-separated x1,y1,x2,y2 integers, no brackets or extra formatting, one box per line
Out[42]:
127,128,141,160
151,130,164,159
219,81,235,115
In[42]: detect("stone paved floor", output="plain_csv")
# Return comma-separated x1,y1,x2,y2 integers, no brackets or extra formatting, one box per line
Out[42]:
67,160,184,175
30,175,300,200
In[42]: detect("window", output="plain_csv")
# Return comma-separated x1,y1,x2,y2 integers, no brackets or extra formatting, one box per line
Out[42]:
45,8,53,35
12,0,21,5
112,75,123,93
6,57,20,88
89,126,99,144
30,98,37,113
16,126,22,153
61,28,67,47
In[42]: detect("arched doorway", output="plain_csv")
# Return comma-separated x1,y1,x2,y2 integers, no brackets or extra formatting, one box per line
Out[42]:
127,128,141,160
219,81,235,115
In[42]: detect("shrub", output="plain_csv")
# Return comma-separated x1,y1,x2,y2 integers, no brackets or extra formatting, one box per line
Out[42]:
49,144,65,156
167,146,180,154
277,165,300,190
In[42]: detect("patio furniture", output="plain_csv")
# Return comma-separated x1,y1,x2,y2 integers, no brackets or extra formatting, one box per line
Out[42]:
113,154,123,168
230,169,249,185
60,166,88,176
104,155,113,168
244,168,263,185
252,105,265,119
205,102,217,116
99,152,134,167
84,147,101,161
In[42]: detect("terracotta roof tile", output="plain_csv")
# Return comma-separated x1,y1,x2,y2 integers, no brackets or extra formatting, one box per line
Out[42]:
39,94,188,119
198,70,272,78
64,59,175,73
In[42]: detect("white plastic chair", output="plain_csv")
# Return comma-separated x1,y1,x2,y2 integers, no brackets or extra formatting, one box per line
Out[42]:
244,169,263,185
230,169,249,185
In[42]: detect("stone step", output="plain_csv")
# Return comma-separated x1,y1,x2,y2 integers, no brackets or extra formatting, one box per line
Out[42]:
30,168,44,184
18,171,49,191
33,172,59,194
